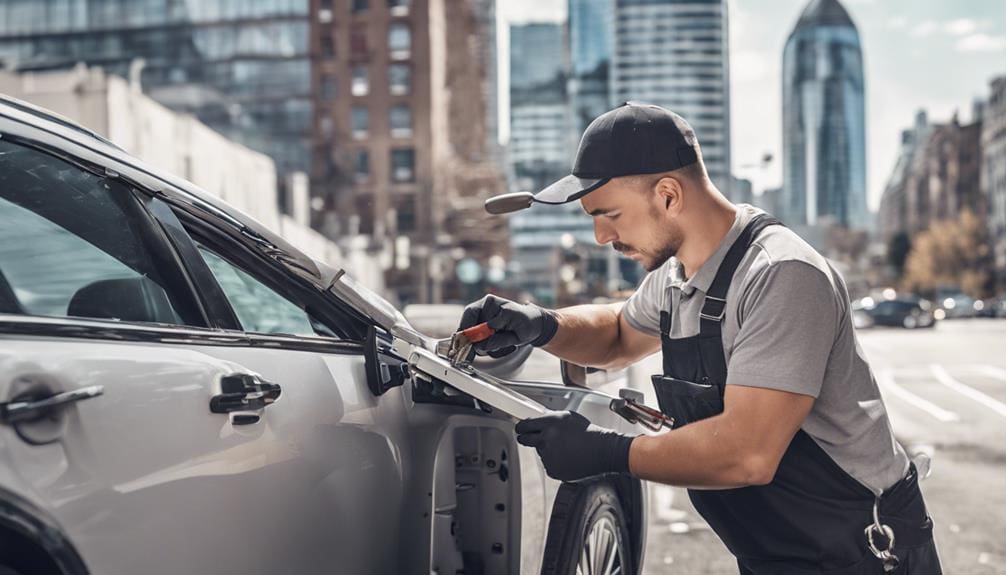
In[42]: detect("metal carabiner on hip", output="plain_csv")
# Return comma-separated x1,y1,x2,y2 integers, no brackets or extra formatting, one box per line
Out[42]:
864,496,900,572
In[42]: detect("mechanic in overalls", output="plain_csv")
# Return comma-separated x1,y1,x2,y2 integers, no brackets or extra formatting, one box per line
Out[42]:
458,103,943,573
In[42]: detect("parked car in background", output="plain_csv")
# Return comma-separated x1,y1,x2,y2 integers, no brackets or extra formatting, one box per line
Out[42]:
974,297,1004,318
864,298,937,329
0,96,649,575
939,293,979,319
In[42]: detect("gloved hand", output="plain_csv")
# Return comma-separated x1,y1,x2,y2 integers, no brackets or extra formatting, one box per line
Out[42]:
459,295,559,356
515,411,636,482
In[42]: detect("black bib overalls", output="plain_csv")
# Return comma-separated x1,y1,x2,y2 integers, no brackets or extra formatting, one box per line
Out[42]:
651,214,942,574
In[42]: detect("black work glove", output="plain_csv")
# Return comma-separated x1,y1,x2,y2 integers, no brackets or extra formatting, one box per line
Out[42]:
515,411,636,482
459,295,559,357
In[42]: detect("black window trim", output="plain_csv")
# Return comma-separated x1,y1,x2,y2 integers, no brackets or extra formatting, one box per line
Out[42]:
152,197,370,343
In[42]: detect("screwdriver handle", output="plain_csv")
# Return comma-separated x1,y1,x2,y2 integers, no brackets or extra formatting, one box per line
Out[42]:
460,322,495,344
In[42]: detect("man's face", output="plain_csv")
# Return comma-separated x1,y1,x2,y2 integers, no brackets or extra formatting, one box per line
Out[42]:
580,177,683,272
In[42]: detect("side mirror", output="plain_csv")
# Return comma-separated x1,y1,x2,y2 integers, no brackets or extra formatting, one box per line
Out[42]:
560,360,587,388
560,360,617,388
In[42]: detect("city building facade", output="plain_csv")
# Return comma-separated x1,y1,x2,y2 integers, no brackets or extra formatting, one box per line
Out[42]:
0,0,314,182
878,111,930,242
983,76,1006,290
612,0,732,195
782,0,868,230
310,0,506,305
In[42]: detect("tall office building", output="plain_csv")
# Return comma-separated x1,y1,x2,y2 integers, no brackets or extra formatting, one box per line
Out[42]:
568,0,613,148
0,1,313,180
510,23,568,195
782,0,867,230
611,0,732,195
508,23,592,303
310,0,506,305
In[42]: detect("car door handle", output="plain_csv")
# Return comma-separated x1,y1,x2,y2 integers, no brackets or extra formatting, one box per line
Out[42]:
209,374,282,414
0,385,105,424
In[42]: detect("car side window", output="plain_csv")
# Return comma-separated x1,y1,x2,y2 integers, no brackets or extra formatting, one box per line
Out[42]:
195,243,331,337
0,139,195,326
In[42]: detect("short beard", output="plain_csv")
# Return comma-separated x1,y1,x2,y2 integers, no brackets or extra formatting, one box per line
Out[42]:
614,224,681,272
642,206,682,272
644,235,679,272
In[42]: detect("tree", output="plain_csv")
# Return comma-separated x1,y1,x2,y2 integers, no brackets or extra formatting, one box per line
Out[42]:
901,209,993,299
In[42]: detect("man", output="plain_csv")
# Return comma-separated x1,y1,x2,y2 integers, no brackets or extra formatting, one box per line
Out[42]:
459,103,942,573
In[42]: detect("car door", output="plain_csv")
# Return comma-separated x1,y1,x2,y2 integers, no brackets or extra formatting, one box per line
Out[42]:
142,194,411,574
0,135,284,574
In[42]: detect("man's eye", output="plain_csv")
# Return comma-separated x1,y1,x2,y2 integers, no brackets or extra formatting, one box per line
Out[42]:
607,213,620,220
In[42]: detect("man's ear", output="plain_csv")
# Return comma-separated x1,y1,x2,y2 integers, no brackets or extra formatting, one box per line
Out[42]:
656,176,683,215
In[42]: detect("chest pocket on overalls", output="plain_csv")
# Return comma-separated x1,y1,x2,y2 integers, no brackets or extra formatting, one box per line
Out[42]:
652,304,730,428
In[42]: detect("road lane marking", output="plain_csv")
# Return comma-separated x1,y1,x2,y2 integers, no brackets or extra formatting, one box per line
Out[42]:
930,364,1006,419
876,369,960,423
976,365,1006,382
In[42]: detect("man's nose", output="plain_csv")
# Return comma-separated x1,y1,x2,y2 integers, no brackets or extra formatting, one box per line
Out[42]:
594,219,617,245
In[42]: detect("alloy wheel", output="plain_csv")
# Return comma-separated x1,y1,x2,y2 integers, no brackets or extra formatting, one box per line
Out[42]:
576,514,622,575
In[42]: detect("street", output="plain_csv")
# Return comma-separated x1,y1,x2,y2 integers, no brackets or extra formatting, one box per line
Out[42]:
634,319,1006,574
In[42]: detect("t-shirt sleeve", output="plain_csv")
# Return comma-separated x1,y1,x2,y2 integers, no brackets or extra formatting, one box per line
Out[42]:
726,261,840,398
622,268,665,337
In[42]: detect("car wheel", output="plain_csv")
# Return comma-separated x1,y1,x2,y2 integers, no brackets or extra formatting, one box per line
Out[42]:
541,481,632,575
903,315,918,329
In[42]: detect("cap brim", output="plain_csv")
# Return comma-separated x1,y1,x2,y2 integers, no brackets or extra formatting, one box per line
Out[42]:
533,174,610,205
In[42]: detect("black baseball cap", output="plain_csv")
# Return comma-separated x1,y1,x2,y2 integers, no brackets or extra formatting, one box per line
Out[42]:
534,102,699,205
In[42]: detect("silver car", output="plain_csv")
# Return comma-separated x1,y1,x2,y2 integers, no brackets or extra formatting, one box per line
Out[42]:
0,96,648,575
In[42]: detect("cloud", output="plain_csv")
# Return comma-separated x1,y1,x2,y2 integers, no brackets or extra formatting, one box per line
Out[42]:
886,16,908,30
911,20,939,37
956,33,1006,53
944,18,992,36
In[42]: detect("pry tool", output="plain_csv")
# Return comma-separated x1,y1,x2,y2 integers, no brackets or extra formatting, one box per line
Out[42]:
446,322,495,367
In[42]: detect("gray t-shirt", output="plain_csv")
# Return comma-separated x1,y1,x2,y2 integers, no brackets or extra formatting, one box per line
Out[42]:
623,204,909,495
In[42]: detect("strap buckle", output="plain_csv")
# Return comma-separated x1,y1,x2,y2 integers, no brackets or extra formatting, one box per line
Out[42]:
699,295,727,322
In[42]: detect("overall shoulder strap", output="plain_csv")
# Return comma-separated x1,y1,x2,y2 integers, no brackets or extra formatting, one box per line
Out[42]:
699,213,783,335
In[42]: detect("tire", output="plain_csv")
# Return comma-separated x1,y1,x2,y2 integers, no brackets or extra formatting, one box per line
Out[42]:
541,481,633,575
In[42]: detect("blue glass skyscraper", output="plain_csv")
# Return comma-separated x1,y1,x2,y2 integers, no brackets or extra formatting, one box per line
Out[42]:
782,0,867,229
568,0,613,141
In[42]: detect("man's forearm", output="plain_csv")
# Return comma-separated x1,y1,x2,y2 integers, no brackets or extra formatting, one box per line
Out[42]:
628,414,776,489
541,302,625,369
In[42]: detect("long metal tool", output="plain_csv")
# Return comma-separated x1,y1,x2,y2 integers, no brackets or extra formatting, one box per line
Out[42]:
608,388,674,432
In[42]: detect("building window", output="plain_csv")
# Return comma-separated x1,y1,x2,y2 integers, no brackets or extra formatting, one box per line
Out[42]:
352,0,368,12
389,23,411,60
351,27,368,59
352,65,369,96
354,149,370,183
391,148,415,182
352,106,369,139
389,64,410,95
321,32,335,59
319,115,334,139
396,196,416,232
389,105,412,138
320,74,336,100
388,0,410,16
318,6,333,23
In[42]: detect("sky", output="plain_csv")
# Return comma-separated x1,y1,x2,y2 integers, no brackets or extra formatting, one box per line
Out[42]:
496,0,1006,210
